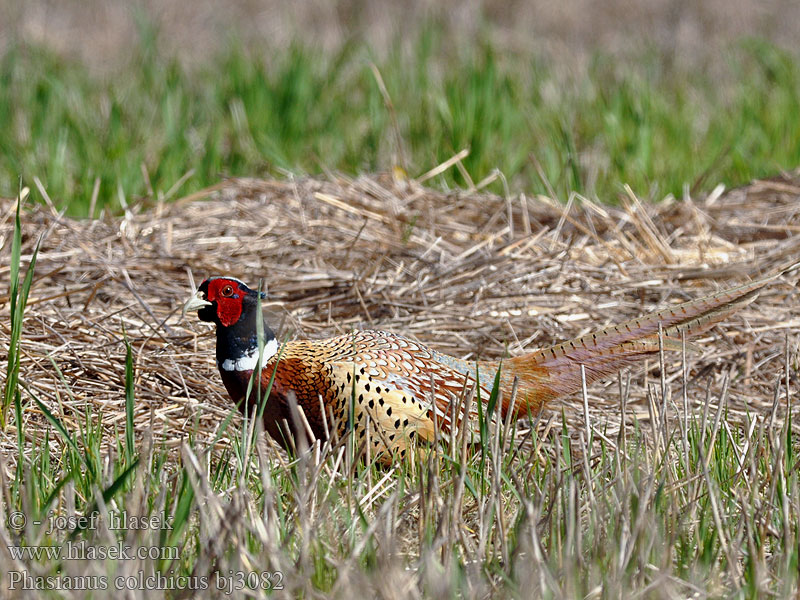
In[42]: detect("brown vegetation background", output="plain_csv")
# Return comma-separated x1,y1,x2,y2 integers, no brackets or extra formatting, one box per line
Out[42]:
3,0,799,70
2,172,799,454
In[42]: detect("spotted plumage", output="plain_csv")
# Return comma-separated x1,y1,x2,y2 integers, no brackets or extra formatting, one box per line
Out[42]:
183,270,790,463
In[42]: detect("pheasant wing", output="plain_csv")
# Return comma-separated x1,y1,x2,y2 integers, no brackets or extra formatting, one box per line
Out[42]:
324,361,435,461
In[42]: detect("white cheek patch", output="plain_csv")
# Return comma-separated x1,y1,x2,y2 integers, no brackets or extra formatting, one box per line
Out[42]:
220,338,279,372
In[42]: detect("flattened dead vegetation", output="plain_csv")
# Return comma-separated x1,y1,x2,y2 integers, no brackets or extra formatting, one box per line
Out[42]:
1,171,799,458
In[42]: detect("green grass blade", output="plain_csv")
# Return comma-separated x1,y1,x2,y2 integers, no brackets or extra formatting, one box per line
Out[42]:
166,469,195,548
123,331,136,465
2,190,40,429
486,361,502,423
27,386,96,480
69,459,139,538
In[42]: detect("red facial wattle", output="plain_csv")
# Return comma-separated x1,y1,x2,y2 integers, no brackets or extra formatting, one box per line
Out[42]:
206,279,244,327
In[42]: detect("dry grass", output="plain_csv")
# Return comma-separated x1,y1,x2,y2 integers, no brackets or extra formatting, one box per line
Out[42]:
2,168,799,455
1,166,799,596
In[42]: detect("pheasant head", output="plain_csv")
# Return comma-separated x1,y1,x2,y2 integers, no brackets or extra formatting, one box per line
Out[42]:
182,277,277,373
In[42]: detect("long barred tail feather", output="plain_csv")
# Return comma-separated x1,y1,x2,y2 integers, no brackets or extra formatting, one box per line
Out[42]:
500,262,797,415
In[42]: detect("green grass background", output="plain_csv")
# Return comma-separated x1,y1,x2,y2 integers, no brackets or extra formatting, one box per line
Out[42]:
1,28,799,216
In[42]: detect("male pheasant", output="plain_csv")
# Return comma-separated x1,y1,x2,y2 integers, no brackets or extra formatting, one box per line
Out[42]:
183,272,784,462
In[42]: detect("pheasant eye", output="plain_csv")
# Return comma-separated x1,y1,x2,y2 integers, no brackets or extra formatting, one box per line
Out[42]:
221,284,234,297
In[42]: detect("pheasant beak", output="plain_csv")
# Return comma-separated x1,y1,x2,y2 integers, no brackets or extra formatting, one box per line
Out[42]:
182,290,212,318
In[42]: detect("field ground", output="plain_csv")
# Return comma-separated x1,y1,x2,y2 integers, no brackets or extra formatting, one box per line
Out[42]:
1,169,799,596
1,2,800,597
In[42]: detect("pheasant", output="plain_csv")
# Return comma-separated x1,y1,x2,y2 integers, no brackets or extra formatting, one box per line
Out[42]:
183,271,786,462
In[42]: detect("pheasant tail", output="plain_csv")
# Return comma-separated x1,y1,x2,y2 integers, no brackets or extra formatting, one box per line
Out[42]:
502,267,793,415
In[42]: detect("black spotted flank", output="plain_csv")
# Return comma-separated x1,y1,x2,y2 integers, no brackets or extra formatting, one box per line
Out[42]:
386,406,392,416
